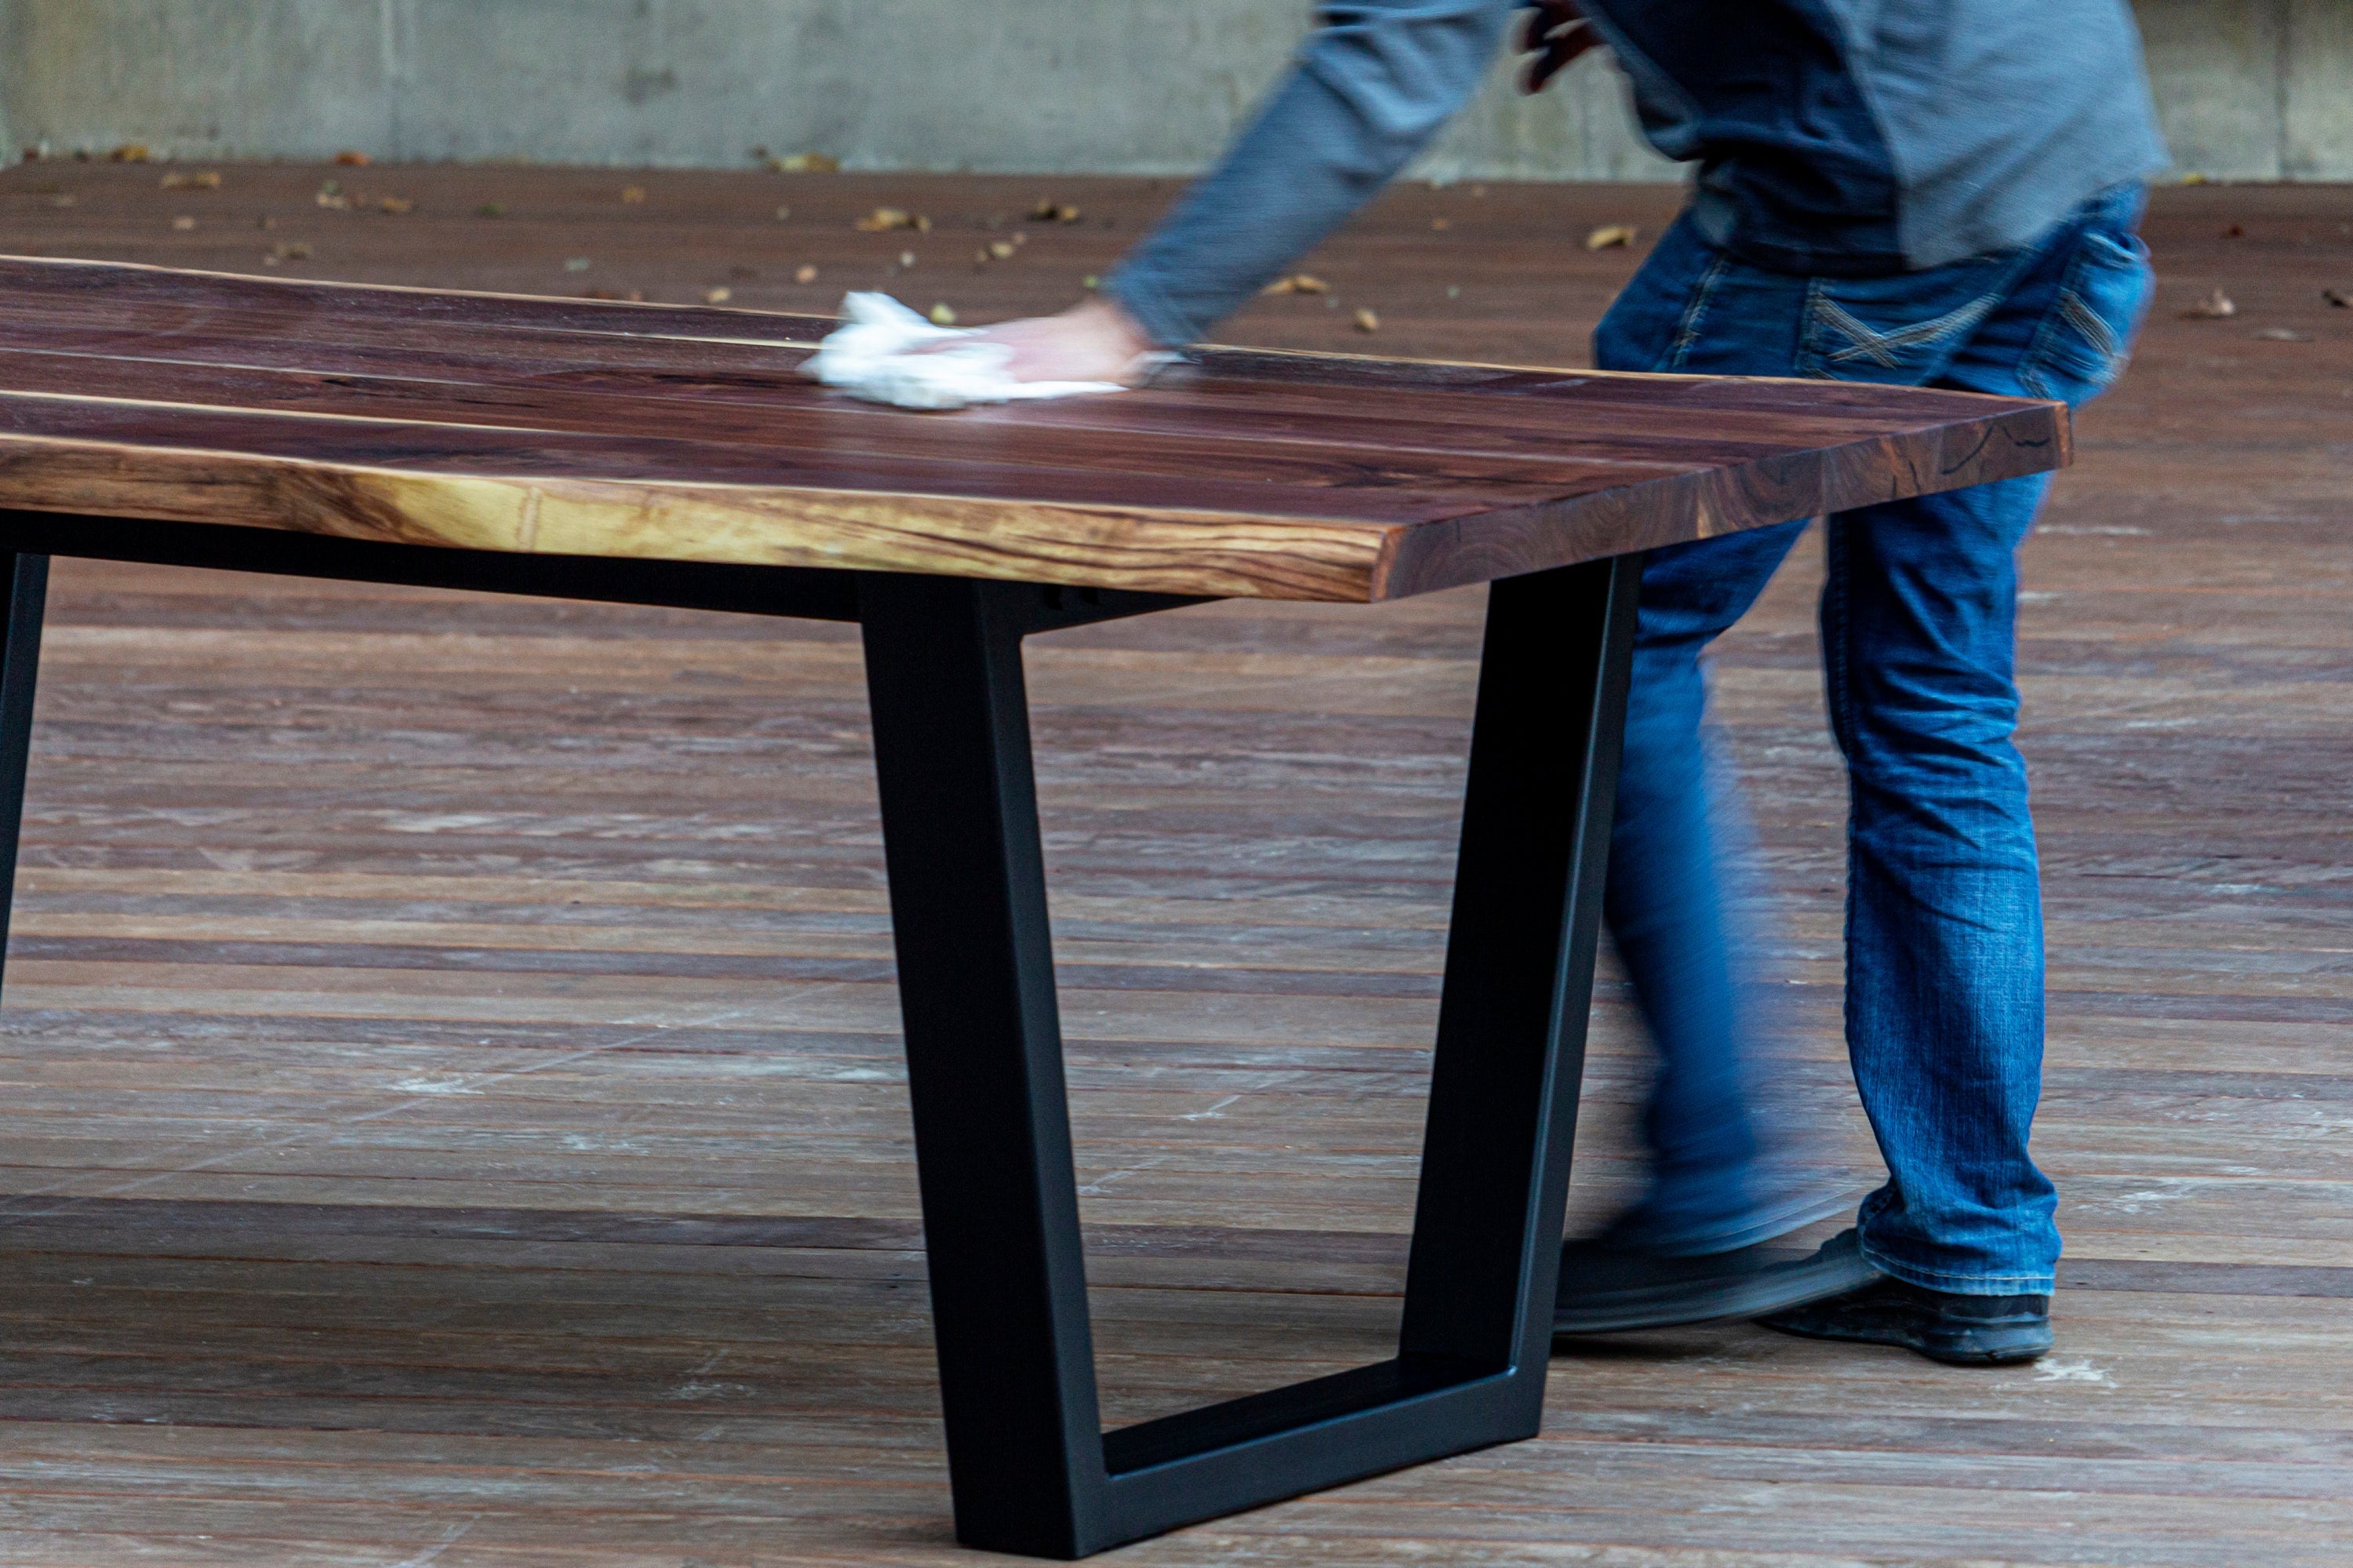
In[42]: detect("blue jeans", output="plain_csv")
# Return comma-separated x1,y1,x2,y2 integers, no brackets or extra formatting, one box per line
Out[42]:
1598,182,2154,1293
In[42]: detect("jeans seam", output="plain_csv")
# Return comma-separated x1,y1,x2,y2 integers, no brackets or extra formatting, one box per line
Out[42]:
1823,515,1883,1206
1662,251,1730,372
1820,518,1860,1116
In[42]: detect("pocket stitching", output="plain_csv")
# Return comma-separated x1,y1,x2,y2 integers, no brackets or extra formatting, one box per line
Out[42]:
1812,290,2003,369
2021,234,2149,405
2055,287,2122,373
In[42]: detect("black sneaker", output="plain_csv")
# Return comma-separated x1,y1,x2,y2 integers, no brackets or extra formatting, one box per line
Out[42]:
1555,1225,1882,1337
1758,1276,2053,1366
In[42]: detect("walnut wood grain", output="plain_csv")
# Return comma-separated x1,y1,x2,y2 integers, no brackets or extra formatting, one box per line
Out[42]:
0,256,2068,601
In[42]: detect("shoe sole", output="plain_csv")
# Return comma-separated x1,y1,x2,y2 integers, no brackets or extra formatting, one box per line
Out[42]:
1760,1312,2053,1366
1553,1242,1882,1337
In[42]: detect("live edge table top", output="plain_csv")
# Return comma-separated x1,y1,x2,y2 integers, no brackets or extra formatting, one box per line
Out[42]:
0,256,2068,603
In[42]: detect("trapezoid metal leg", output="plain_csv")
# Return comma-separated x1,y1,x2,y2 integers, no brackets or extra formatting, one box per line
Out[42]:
1398,554,1642,1383
856,557,1640,1558
0,553,49,986
860,573,1108,1558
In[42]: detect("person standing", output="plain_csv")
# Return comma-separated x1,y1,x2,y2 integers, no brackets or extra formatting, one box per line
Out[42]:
959,0,2164,1365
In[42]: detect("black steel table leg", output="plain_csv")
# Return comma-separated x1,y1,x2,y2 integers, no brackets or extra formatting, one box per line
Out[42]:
860,556,1642,1559
860,572,1105,1556
0,553,48,980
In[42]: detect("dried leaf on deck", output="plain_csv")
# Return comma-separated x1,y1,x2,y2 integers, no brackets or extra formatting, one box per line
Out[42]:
261,242,312,267
376,196,413,215
857,208,930,233
109,144,151,162
1585,224,1638,251
774,205,791,221
620,186,647,205
769,153,840,173
584,288,644,302
929,303,958,326
1354,308,1380,333
169,216,195,231
988,241,1017,260
334,151,372,166
1431,217,1452,231
1262,274,1331,296
2180,287,2235,318
795,264,819,284
703,287,733,305
159,170,222,191
1029,199,1082,223
315,185,350,210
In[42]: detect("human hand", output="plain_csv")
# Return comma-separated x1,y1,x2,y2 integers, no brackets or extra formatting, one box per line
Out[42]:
938,296,1162,385
1518,0,1602,94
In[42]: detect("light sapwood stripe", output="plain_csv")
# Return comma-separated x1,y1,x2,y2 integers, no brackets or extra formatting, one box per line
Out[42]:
0,410,2053,603
0,424,1411,601
0,255,2066,599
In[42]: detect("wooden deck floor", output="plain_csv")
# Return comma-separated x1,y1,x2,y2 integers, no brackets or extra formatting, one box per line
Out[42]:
0,163,2348,1567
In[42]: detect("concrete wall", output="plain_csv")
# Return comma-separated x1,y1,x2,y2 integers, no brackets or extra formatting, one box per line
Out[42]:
2138,0,2353,177
0,0,2345,181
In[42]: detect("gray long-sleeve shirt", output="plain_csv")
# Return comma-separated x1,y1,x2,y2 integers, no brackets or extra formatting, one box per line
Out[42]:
1107,0,2167,347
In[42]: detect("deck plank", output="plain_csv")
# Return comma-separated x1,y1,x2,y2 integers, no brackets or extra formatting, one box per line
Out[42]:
0,163,2345,1566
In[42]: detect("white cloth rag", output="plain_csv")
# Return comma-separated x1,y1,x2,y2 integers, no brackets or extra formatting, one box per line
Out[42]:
802,293,1139,411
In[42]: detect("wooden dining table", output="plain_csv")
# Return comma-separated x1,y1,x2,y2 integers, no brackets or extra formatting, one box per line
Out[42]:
0,256,2068,1559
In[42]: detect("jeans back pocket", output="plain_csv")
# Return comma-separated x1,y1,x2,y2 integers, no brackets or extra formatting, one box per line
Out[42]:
1797,264,2011,386
2020,228,2153,407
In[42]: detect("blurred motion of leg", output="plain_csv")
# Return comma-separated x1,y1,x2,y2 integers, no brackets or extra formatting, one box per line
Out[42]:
1554,522,1881,1337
